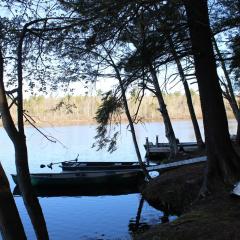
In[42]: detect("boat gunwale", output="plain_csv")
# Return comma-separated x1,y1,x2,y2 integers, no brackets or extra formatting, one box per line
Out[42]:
11,169,144,178
61,161,142,167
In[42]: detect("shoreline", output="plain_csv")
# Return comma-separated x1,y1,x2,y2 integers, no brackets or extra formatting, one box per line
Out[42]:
0,117,206,128
134,149,240,240
0,117,236,129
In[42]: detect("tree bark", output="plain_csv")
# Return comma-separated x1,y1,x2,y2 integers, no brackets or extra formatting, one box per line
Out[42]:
0,163,26,240
167,35,204,148
184,0,240,189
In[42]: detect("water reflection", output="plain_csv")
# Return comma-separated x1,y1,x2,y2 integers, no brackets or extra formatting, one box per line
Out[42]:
129,197,150,233
128,197,176,235
2,120,235,239
13,184,140,198
13,183,164,239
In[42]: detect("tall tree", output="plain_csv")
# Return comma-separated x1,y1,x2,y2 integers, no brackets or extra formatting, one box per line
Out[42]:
184,0,240,192
167,34,204,148
210,0,240,141
152,2,204,148
57,0,180,158
104,47,151,180
0,43,49,239
82,43,151,179
119,11,180,158
212,37,240,143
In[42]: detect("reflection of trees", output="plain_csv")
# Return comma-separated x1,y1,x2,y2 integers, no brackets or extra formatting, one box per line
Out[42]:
13,184,140,197
129,197,147,233
129,196,174,235
0,163,26,239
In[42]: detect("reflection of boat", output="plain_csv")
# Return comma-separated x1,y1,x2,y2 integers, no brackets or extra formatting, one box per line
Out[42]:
61,161,144,171
13,183,140,197
11,170,145,188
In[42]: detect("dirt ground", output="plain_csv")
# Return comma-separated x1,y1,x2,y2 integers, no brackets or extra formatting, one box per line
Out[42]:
134,159,240,240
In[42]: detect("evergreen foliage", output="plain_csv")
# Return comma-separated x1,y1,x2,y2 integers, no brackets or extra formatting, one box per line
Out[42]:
93,91,123,153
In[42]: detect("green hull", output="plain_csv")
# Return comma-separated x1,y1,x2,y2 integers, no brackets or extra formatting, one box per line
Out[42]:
11,171,145,188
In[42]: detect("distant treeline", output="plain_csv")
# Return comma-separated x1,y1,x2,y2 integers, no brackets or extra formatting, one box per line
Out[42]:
8,92,234,126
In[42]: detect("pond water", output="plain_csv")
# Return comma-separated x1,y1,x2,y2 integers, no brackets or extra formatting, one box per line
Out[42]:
0,119,237,239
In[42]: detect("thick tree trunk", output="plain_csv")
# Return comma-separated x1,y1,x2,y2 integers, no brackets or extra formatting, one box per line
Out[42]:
149,64,178,159
185,0,240,189
0,163,26,240
167,35,204,148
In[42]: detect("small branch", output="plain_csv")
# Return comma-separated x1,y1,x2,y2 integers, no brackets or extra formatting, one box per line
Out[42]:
132,88,145,123
24,115,56,143
23,114,67,148
6,88,18,95
8,97,17,110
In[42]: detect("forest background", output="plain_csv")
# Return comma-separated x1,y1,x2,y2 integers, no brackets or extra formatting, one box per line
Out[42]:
15,91,235,126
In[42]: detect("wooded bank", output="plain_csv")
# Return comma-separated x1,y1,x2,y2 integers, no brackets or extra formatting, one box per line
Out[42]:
7,93,235,126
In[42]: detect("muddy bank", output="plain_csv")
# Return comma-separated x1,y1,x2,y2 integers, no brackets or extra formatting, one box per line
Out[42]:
141,163,205,215
135,163,240,240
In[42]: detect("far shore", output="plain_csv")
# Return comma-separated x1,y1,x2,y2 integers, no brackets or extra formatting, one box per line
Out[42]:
0,117,207,128
0,116,236,129
3,93,234,128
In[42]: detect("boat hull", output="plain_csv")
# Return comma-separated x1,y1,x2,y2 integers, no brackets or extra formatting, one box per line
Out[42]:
11,170,145,188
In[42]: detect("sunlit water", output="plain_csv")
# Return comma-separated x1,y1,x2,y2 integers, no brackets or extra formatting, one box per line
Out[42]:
0,120,237,239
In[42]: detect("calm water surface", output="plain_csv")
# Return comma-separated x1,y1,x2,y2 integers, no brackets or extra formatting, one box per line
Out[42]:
0,120,237,239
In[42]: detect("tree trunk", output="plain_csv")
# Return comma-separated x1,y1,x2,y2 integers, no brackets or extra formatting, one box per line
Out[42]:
184,0,240,190
167,35,204,148
0,163,26,240
14,137,49,240
149,64,178,159
0,46,49,240
117,76,151,180
16,38,49,239
106,52,151,180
